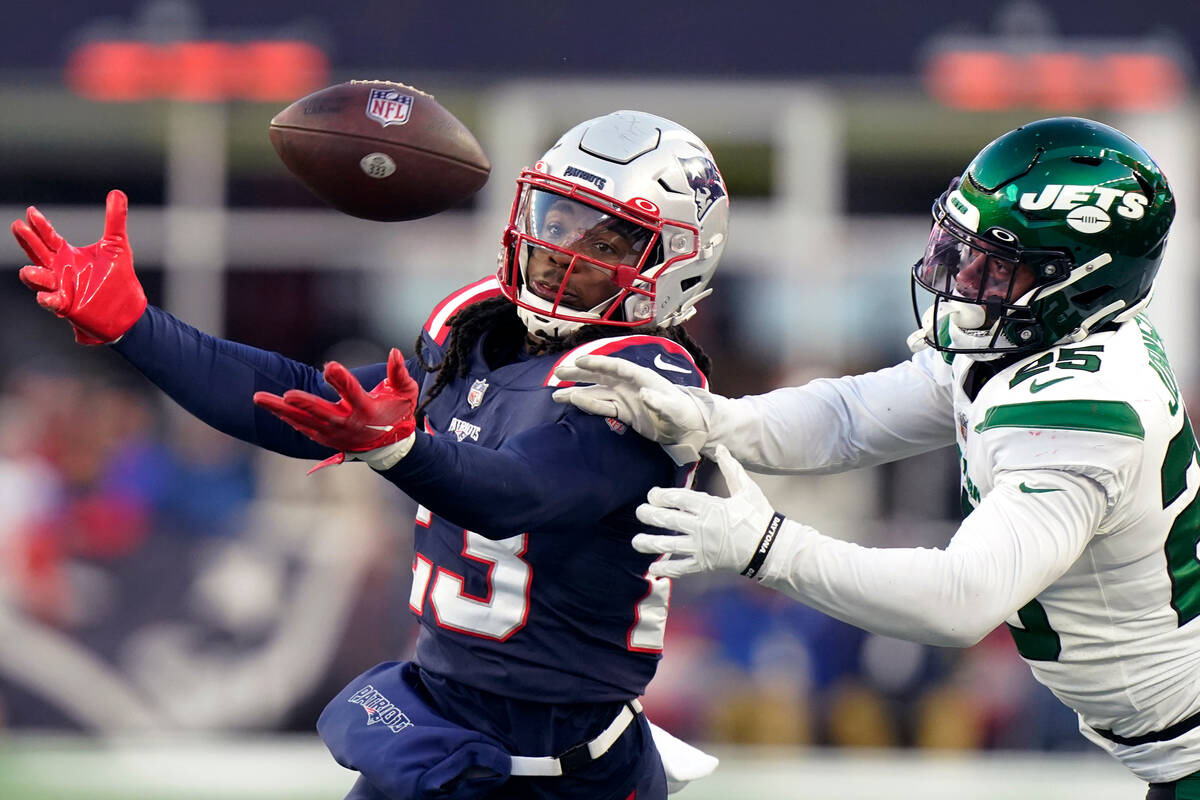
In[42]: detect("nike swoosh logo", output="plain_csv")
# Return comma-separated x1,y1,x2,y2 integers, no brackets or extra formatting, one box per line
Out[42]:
1020,482,1062,494
653,354,691,374
1030,376,1073,393
365,424,394,432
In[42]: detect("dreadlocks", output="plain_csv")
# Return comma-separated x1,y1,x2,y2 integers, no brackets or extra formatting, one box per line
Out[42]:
414,295,712,416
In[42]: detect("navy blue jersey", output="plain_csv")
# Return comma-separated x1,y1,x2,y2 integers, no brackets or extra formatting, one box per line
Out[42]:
111,277,706,706
388,277,705,703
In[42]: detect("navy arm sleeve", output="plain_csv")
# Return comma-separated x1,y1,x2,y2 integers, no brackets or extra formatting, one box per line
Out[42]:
378,413,676,538
111,305,394,459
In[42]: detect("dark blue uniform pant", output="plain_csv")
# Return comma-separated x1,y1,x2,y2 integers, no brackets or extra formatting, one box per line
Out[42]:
338,665,666,800
342,715,664,800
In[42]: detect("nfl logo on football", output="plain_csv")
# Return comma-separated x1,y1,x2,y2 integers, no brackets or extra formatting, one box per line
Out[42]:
468,378,489,408
365,89,413,127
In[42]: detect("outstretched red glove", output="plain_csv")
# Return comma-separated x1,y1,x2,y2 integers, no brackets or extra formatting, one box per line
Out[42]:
11,189,147,345
253,348,420,473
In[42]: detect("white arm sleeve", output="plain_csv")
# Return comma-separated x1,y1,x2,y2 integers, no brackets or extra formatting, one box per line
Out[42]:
704,348,956,474
754,468,1107,646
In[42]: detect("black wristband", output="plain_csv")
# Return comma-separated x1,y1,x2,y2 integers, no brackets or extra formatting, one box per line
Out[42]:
741,512,785,578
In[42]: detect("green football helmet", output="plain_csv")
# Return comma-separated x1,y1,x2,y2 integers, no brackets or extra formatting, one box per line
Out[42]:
911,116,1175,357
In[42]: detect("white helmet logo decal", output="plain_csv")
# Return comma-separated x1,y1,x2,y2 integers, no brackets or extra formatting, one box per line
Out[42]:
678,156,726,221
1066,205,1112,234
1018,184,1148,221
946,189,981,232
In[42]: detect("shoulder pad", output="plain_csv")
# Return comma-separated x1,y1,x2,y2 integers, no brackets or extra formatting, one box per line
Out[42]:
423,276,504,346
546,334,708,389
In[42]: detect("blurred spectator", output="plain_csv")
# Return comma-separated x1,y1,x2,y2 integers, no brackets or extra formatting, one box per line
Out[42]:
0,360,411,734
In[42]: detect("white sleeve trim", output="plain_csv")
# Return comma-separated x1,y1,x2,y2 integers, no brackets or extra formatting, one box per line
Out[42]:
358,432,417,471
755,468,1107,646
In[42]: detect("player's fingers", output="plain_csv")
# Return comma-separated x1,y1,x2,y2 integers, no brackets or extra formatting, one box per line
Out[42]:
323,360,370,406
280,389,345,421
26,206,66,253
253,389,314,418
632,532,694,557
645,485,717,515
103,190,129,244
550,364,590,383
551,387,621,418
648,556,698,579
37,263,75,315
559,355,663,389
253,391,329,431
11,219,54,266
253,390,304,418
550,386,577,405
636,501,701,535
386,348,418,395
36,290,67,315
18,265,57,293
251,390,285,409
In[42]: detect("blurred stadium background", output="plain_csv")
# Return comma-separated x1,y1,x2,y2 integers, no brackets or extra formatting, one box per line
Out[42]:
0,0,1195,797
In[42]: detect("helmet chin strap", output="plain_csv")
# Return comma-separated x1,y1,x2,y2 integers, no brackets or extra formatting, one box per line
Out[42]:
514,284,624,340
516,303,584,340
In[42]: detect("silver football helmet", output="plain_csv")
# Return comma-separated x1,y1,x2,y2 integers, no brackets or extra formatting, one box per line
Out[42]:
497,110,729,339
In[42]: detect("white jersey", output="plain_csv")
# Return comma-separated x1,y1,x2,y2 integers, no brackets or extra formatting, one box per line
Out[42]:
713,316,1200,782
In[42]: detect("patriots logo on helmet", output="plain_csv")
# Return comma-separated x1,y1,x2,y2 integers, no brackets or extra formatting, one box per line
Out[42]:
678,156,726,221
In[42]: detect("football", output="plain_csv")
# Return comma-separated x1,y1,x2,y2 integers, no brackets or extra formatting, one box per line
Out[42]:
268,80,491,221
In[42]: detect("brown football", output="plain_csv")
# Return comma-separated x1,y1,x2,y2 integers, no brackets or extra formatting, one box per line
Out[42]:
268,80,491,221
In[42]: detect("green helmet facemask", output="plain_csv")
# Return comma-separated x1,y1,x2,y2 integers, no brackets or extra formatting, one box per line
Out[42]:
911,116,1175,358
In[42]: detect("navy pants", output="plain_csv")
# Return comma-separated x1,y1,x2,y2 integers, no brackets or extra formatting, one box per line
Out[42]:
329,662,666,800
342,715,664,800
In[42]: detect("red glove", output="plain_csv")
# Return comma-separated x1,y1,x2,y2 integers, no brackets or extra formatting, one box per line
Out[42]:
253,348,420,472
11,189,147,345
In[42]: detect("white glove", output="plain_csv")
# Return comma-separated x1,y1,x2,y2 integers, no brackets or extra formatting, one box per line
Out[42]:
552,354,713,465
633,445,785,578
